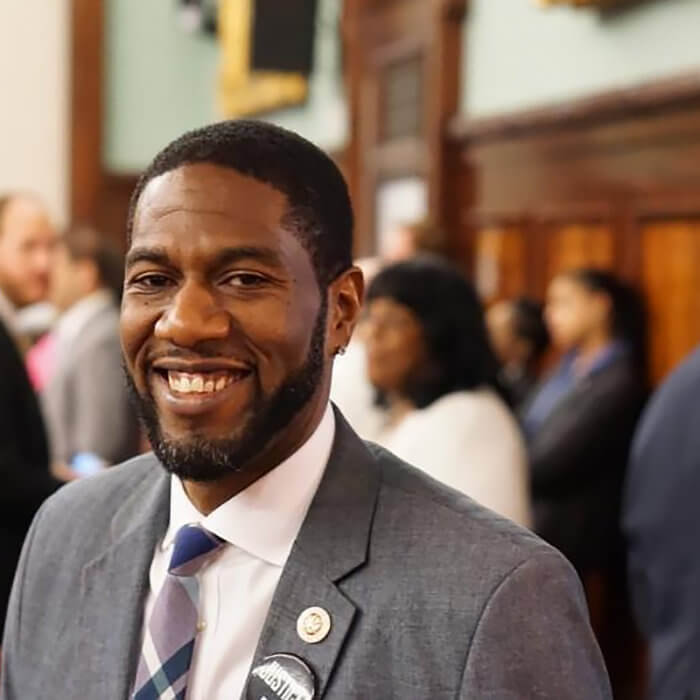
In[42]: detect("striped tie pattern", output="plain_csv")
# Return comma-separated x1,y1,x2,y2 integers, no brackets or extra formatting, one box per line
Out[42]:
132,524,225,700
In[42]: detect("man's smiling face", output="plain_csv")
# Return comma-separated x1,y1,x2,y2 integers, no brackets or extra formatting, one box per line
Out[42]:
121,162,332,481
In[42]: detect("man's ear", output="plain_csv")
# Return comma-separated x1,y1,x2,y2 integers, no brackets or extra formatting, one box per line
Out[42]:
326,266,364,357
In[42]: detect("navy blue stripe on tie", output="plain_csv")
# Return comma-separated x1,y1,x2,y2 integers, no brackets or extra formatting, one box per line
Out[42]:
168,527,221,572
133,640,195,700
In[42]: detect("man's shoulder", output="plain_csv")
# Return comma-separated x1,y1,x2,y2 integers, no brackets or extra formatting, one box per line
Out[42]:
365,441,564,584
72,306,121,355
644,345,700,419
41,453,163,521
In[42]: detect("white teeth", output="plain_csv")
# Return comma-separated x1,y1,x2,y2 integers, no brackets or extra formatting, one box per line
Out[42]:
167,371,239,395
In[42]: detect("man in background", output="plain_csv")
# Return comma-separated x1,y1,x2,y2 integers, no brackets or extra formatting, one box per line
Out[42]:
487,296,550,409
624,346,700,700
42,226,140,473
0,193,63,630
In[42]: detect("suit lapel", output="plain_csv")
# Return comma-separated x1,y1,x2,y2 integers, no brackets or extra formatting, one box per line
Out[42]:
78,462,169,698
245,411,380,698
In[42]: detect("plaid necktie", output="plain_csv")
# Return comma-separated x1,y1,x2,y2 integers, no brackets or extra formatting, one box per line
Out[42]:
132,524,225,700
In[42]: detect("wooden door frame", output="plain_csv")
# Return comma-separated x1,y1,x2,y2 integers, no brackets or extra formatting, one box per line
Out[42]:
343,0,467,254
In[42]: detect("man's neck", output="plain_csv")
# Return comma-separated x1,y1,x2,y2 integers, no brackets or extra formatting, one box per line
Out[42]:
182,396,331,515
385,393,415,429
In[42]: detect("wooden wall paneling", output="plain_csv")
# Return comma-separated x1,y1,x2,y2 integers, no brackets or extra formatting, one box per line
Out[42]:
345,0,466,254
71,0,104,225
544,222,616,283
641,219,700,383
450,77,700,225
98,174,139,248
71,0,135,249
446,72,700,381
473,225,527,303
424,0,467,225
350,2,432,255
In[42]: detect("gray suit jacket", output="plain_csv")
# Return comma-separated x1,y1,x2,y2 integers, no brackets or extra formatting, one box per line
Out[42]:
1,412,611,699
41,296,140,465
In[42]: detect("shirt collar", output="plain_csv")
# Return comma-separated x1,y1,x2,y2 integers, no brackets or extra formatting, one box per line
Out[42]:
163,403,336,567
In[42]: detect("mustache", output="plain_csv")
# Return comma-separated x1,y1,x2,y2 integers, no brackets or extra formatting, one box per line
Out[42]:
145,345,253,365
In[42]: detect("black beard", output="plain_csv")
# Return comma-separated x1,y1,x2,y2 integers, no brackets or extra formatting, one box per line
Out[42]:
125,299,327,482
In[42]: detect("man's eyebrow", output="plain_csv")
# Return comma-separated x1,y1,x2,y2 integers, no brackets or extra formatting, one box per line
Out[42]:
209,246,285,272
125,247,171,269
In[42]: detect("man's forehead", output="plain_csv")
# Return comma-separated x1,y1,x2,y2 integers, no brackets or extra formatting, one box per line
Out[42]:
3,195,50,226
137,163,288,220
0,196,53,241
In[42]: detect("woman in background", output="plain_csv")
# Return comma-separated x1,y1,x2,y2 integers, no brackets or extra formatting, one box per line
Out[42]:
487,296,550,410
363,258,531,527
523,269,647,697
523,268,647,573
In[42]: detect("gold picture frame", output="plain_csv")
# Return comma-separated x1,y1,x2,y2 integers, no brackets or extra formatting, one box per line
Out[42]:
217,0,309,117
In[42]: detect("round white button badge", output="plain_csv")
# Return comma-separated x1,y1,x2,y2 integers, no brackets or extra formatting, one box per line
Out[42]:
296,606,331,644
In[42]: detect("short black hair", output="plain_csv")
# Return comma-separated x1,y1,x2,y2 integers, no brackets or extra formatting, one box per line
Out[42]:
367,258,500,409
63,225,125,302
511,297,550,361
127,119,354,287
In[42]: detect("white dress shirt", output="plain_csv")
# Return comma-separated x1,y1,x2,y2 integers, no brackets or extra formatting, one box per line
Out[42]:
142,404,335,700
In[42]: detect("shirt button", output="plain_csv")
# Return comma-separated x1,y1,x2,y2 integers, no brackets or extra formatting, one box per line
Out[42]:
196,620,207,632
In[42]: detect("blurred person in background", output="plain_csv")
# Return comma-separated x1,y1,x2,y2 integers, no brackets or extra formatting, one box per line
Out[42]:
522,268,646,573
0,193,64,631
363,258,531,526
487,296,550,409
332,219,447,437
42,226,140,474
623,345,700,700
382,218,447,262
522,268,647,695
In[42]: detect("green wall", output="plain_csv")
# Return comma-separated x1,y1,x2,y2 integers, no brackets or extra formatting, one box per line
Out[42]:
105,0,700,168
462,0,700,117
104,0,346,173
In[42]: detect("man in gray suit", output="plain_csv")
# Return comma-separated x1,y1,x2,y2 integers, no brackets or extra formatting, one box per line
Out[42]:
1,121,611,699
42,226,140,471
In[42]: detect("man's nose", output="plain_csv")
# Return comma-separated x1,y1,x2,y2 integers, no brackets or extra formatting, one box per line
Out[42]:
154,281,231,347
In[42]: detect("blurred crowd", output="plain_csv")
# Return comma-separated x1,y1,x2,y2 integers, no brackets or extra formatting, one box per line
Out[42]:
0,193,698,697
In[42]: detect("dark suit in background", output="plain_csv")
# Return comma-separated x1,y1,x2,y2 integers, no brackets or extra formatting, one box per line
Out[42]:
0,320,60,630
624,346,700,700
527,357,645,572
526,355,646,697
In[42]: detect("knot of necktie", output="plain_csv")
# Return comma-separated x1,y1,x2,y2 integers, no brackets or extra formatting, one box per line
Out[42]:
168,524,225,577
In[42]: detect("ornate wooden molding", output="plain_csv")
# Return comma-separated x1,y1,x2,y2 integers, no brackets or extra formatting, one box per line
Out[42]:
449,72,700,143
535,0,634,7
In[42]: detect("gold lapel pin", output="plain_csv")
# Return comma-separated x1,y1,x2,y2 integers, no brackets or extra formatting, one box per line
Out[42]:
296,606,331,644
